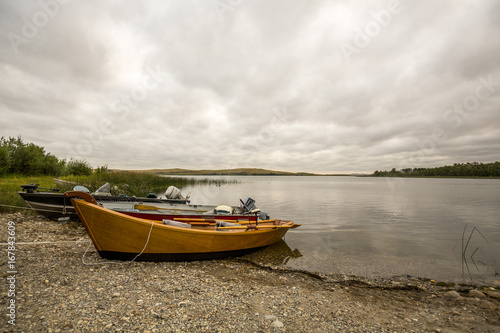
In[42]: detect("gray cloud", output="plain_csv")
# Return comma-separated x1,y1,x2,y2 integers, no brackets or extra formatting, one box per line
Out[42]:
1,0,499,173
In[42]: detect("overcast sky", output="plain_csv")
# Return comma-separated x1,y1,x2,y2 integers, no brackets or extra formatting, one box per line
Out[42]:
1,1,499,173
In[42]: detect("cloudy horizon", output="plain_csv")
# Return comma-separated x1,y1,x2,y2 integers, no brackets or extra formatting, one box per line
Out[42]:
1,1,499,174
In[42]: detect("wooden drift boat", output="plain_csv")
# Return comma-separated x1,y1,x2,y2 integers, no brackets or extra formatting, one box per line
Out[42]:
65,191,301,261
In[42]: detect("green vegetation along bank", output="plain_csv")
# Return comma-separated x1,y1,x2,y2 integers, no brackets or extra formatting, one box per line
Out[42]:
373,162,500,178
0,137,234,214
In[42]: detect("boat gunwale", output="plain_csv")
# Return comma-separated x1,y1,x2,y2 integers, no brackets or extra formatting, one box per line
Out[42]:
72,199,296,236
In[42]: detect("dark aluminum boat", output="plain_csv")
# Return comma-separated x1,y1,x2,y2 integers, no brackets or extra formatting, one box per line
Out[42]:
18,183,188,220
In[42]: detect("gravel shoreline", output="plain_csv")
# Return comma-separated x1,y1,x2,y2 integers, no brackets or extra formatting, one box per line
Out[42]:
1,213,499,332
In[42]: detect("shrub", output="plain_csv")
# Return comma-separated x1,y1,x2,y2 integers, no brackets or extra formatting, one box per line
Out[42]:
0,146,9,175
66,159,93,176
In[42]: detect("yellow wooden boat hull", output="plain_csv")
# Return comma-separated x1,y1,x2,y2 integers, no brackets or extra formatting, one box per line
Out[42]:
69,196,299,261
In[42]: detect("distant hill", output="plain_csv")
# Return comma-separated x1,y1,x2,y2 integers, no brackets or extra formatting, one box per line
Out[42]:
120,168,325,176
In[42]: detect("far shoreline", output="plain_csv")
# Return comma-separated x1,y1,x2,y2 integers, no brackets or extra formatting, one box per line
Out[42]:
111,163,500,178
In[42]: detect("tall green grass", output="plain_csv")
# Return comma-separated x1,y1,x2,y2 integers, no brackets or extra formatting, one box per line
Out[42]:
0,175,57,214
62,171,234,196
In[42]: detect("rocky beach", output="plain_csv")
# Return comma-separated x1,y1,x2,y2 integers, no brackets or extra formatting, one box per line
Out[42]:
1,212,499,332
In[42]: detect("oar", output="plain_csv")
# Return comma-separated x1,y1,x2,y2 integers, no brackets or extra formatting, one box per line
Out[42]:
184,218,266,225
173,218,229,223
173,217,255,224
216,225,294,230
134,204,208,212
252,219,276,223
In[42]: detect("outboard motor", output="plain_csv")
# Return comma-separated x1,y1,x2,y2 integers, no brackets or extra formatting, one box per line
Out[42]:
258,211,270,221
165,186,183,200
240,197,256,213
240,197,269,220
93,182,111,196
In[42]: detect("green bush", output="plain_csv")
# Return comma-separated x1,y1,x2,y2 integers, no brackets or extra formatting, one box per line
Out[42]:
0,146,9,175
0,136,66,176
66,159,93,176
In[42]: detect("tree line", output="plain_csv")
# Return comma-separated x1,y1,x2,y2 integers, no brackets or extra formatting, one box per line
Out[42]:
0,136,97,176
373,162,500,177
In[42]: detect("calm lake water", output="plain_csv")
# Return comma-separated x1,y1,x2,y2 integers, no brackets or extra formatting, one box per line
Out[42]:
174,176,499,285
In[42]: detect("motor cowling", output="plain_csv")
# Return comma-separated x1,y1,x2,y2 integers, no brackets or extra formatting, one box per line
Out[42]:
240,197,269,220
164,186,183,199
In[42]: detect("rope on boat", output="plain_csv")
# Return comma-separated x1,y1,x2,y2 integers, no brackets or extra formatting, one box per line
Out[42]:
0,239,91,246
130,220,155,261
0,203,34,211
0,203,74,215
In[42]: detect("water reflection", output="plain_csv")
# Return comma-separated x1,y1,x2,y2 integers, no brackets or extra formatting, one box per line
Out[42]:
459,224,495,284
179,176,500,285
242,239,302,266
